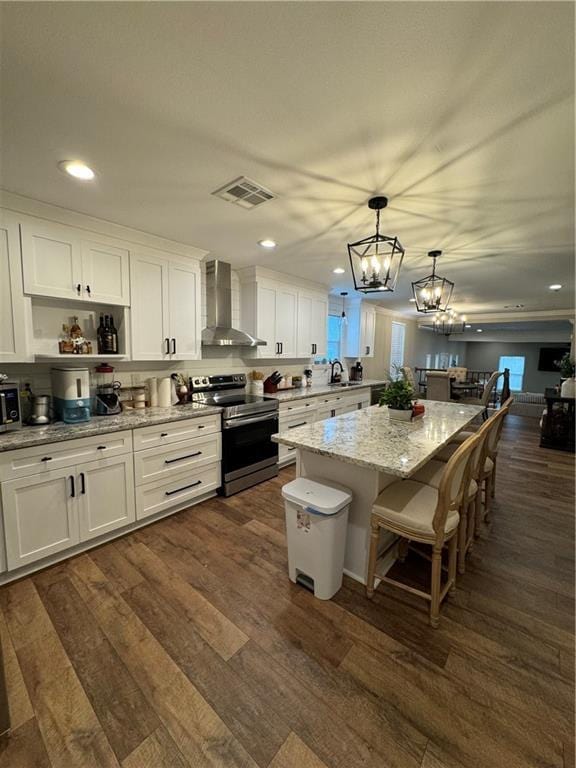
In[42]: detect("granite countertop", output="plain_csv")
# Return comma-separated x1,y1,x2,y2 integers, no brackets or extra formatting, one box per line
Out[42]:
273,400,483,477
269,379,388,403
0,403,222,453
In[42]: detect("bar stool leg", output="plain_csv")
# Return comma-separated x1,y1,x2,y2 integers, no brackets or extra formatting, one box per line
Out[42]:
448,534,458,595
484,473,493,520
457,502,468,575
475,484,484,537
491,457,497,499
430,544,443,628
366,518,380,599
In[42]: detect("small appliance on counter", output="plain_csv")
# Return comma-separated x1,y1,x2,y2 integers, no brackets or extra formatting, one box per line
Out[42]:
93,363,122,416
28,395,52,425
350,360,363,382
0,379,22,433
51,367,91,424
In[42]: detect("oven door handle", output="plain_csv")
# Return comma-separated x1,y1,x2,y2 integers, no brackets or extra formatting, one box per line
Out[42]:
223,412,278,429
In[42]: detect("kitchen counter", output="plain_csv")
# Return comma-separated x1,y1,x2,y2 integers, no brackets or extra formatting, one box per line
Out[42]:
269,379,387,403
0,403,222,452
273,399,483,584
273,400,483,476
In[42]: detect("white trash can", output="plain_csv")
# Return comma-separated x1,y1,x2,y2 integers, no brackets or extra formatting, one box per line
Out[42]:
282,477,352,600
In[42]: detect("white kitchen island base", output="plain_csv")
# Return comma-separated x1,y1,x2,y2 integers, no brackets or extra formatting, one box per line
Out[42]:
296,448,399,584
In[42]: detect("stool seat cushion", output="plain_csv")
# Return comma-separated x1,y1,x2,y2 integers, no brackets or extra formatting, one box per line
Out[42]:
372,480,459,538
435,443,459,462
412,460,478,500
450,429,476,444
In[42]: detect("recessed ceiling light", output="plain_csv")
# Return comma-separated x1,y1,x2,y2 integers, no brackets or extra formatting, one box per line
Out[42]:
549,284,562,291
58,160,96,181
409,298,416,303
258,239,277,249
465,324,471,328
333,267,345,274
477,329,483,333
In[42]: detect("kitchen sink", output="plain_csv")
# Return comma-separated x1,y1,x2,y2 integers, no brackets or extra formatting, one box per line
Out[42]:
328,382,362,387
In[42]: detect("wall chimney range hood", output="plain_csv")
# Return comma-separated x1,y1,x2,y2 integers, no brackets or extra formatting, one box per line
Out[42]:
201,260,266,347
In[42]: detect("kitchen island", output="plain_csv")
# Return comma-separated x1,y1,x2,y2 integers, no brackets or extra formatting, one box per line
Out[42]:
273,400,483,584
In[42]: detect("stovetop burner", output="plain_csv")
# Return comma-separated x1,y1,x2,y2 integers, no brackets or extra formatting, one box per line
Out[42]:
189,373,278,419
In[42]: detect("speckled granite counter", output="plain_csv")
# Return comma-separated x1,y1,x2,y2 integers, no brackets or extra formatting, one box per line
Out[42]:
269,379,387,403
0,403,222,452
273,400,483,477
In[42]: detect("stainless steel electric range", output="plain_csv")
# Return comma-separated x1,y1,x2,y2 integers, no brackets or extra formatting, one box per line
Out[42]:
189,373,279,496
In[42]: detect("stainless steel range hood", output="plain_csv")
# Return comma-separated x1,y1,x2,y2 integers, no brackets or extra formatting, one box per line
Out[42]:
201,260,266,347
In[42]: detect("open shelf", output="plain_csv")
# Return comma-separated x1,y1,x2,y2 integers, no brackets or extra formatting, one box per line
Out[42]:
35,354,128,361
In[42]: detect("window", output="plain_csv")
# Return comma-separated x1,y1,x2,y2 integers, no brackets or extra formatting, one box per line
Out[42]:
326,314,341,361
390,321,406,376
498,356,525,392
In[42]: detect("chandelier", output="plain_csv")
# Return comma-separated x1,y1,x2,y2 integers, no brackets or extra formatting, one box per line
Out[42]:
411,250,454,313
348,196,404,294
433,309,466,336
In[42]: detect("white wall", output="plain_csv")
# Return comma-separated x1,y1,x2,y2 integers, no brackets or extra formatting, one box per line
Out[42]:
361,310,417,381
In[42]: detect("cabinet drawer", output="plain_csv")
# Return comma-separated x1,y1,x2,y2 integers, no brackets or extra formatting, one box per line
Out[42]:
278,443,298,464
279,398,318,417
133,414,220,451
135,462,220,520
316,406,336,422
0,430,133,482
279,413,315,432
134,433,221,486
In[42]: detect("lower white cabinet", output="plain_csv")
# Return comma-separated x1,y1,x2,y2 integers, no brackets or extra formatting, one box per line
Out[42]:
2,467,80,569
78,455,135,542
135,462,220,520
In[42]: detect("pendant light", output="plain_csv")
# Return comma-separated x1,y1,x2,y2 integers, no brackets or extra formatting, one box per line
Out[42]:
411,250,454,313
433,309,466,337
348,196,405,294
340,291,348,328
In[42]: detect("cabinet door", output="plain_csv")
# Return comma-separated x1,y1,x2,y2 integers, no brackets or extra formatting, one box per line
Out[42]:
130,252,170,360
311,296,328,357
2,468,79,570
81,239,130,305
168,262,201,360
276,286,298,357
78,455,135,541
21,220,83,300
296,294,313,357
361,307,376,357
256,284,278,356
0,212,30,362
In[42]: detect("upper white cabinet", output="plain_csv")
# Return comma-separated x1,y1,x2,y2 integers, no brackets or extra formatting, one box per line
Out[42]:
0,211,31,362
240,268,328,359
21,218,130,305
297,292,328,358
344,301,376,358
130,252,201,361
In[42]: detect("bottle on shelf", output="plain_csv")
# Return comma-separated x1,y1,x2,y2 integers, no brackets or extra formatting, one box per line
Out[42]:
97,314,105,354
109,314,119,354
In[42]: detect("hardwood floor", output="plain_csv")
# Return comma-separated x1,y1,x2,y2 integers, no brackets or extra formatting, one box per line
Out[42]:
0,415,573,767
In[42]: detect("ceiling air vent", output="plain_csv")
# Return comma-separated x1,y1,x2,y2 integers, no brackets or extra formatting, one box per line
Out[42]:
212,176,275,210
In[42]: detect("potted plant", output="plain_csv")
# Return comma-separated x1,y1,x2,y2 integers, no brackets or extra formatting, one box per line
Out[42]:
379,369,415,421
556,352,576,398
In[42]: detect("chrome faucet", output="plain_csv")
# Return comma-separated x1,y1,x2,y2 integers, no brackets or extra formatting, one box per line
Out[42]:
330,359,344,383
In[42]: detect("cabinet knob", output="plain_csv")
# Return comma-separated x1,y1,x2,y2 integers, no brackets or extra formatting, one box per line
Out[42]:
41,456,52,462
86,285,91,296
76,283,82,295
160,432,168,437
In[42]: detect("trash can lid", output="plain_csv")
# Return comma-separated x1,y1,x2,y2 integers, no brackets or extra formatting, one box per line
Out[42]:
281,477,352,516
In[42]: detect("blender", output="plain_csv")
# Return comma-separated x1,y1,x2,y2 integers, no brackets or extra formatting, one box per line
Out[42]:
93,363,122,416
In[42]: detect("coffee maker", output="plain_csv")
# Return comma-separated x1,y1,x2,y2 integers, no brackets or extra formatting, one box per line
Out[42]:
51,367,91,423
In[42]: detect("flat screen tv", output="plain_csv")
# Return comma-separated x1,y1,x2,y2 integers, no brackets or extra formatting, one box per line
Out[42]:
538,346,570,372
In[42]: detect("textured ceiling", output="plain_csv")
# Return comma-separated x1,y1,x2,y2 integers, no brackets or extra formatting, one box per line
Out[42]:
0,1,574,316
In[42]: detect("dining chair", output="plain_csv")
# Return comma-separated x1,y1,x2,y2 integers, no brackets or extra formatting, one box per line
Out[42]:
460,370,503,417
365,432,480,627
412,422,492,575
476,397,513,531
426,371,451,402
400,366,417,390
447,366,468,383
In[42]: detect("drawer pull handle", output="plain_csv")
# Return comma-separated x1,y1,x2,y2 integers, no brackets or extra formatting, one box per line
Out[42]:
97,445,107,450
41,456,53,462
165,480,202,496
160,432,169,437
165,451,202,464
288,447,296,452
288,422,307,429
197,425,205,429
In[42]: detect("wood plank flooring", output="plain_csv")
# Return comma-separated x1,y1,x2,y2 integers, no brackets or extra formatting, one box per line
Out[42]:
0,415,573,767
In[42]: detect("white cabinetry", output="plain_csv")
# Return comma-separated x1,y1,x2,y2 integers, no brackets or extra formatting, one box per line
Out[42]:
297,293,328,358
0,211,31,362
21,218,130,305
344,301,376,358
130,252,201,361
240,268,328,359
78,455,135,541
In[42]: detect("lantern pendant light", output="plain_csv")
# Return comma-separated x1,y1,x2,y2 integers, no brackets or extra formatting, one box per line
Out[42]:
411,250,454,313
348,196,405,294
433,309,466,336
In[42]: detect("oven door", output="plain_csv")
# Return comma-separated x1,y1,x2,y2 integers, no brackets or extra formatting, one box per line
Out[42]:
222,411,279,481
